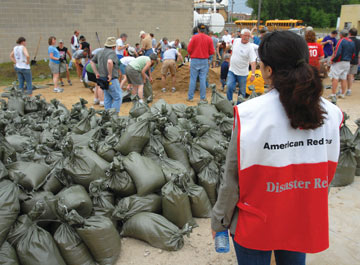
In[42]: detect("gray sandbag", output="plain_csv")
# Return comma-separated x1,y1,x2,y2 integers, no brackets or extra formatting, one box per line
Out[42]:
67,133,92,147
171,104,187,118
210,84,233,117
39,130,56,148
151,99,178,125
63,145,109,190
198,161,220,206
143,132,167,162
123,152,166,196
194,131,227,157
89,179,115,209
24,96,38,114
56,185,93,218
112,194,162,222
40,166,65,194
7,92,24,116
214,113,233,137
96,140,116,162
7,214,66,265
161,177,196,229
121,212,192,251
197,102,219,119
7,162,51,191
0,241,20,265
72,108,96,135
187,143,213,174
0,160,7,179
340,113,353,144
70,212,121,265
0,180,20,247
105,157,137,197
0,134,17,164
115,116,150,155
187,184,212,218
331,145,357,187
143,79,153,103
5,135,31,152
159,157,189,182
129,96,150,118
192,115,218,129
54,223,96,265
353,118,360,175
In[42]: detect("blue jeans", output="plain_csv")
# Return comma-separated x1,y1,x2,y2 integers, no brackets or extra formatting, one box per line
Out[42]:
15,67,32,95
220,79,226,89
232,236,306,265
188,58,208,100
104,78,122,112
226,70,247,101
144,49,153,56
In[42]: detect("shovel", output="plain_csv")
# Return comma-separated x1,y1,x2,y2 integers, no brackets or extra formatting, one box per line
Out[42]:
30,35,42,66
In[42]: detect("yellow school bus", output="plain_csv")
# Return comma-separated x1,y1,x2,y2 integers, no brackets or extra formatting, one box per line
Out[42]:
235,20,263,30
265,20,304,31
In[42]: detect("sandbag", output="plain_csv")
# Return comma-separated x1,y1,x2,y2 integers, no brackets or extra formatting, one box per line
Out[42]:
115,117,150,155
89,179,115,208
72,108,96,135
112,194,162,222
214,113,233,137
129,97,150,118
187,184,212,218
0,241,20,265
40,166,65,194
123,152,166,196
5,135,31,152
143,79,153,103
187,143,213,174
143,132,167,162
0,180,20,247
151,99,178,125
194,132,227,157
161,179,196,229
352,118,360,175
54,223,96,265
67,133,92,147
0,134,17,164
197,103,219,120
198,161,219,206
331,147,357,187
74,214,121,265
96,140,116,162
192,115,217,129
24,96,38,114
7,214,66,265
210,84,233,117
56,185,93,218
159,157,189,182
7,95,24,116
121,212,192,251
0,160,8,179
105,157,137,197
171,104,187,118
7,162,51,191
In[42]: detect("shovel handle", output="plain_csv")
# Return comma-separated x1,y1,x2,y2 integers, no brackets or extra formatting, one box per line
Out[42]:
33,35,42,60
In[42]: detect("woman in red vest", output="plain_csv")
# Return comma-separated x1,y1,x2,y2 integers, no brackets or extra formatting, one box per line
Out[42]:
211,31,343,265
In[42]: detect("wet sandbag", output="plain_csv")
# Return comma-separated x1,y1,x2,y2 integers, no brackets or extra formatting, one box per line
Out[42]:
56,185,93,218
121,212,192,251
0,241,20,265
331,146,357,187
5,135,31,152
105,157,137,197
115,117,150,155
161,179,196,229
187,143,213,174
0,180,20,247
74,214,121,265
7,214,66,265
0,134,17,164
187,184,212,218
129,97,150,118
123,152,166,196
64,146,109,190
210,84,233,117
198,161,219,206
54,223,96,265
112,194,161,222
7,162,50,191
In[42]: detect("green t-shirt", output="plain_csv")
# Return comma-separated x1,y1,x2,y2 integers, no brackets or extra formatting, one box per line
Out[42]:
85,62,95,74
129,56,150,72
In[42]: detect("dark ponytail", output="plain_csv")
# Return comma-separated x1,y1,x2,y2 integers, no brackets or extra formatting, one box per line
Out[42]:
258,31,326,130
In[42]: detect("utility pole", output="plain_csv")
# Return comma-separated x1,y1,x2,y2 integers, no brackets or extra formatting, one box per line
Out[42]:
257,0,262,33
231,0,234,23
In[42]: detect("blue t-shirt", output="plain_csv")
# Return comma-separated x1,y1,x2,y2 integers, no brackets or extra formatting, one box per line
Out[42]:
322,36,337,57
48,46,60,64
220,61,229,80
253,36,261,45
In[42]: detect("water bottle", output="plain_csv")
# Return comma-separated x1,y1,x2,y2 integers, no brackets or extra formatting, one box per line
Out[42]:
215,230,230,253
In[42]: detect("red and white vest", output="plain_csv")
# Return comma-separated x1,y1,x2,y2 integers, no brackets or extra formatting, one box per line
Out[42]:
233,89,343,253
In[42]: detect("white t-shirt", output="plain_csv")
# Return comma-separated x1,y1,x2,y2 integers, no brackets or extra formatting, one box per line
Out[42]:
169,41,182,49
13,45,30,69
163,49,178,60
229,38,257,76
222,34,232,44
120,56,135,66
116,39,125,55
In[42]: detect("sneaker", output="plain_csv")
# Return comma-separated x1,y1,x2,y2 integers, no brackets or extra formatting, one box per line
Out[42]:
346,90,351,96
186,98,194,102
327,94,335,99
80,79,83,83
161,88,166,93
53,87,63,93
324,85,332,89
94,99,100,105
336,90,342,96
199,99,208,104
139,99,144,103
99,101,104,106
338,94,345,99
171,87,176,93
60,81,64,86
329,95,337,103
68,80,72,86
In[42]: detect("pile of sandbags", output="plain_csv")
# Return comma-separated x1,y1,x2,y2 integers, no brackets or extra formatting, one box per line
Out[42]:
0,85,233,263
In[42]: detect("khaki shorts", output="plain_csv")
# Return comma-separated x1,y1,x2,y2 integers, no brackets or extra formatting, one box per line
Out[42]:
49,61,66,74
329,61,350,80
126,65,143,85
161,59,176,76
349,64,358,75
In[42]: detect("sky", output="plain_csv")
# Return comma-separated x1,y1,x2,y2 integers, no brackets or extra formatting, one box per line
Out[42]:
232,0,253,14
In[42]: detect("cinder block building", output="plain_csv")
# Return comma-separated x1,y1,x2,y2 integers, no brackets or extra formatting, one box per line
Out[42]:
0,0,193,63
339,4,360,31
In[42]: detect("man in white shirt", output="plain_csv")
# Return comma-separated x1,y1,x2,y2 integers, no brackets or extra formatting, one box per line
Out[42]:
116,33,129,60
70,30,80,54
161,46,183,93
226,29,256,102
222,30,232,44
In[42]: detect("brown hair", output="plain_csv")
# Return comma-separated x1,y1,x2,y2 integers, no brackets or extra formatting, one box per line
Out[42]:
259,31,326,130
16,37,26,44
48,36,56,45
305,30,316,43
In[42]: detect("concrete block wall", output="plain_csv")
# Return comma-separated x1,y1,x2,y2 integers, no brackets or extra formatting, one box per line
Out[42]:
0,0,193,63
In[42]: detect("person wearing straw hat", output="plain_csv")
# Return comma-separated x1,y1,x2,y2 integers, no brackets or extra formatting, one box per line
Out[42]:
90,37,122,112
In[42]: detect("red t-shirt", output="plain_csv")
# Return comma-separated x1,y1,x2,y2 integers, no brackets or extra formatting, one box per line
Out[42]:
307,42,324,68
187,33,215,59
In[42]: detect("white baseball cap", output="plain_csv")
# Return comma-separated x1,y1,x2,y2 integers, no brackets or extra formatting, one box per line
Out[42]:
139,31,146,38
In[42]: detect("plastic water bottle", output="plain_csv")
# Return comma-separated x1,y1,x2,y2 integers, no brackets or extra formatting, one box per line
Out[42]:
215,230,230,253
